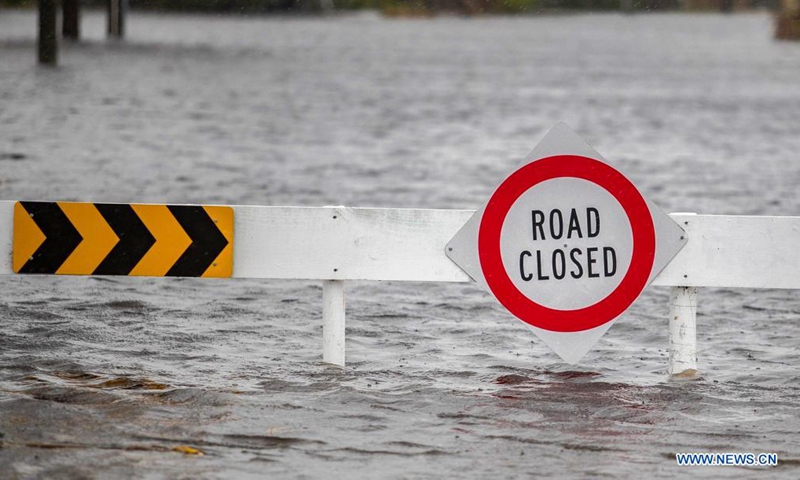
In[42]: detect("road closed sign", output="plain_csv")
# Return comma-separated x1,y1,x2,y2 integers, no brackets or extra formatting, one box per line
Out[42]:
446,123,687,363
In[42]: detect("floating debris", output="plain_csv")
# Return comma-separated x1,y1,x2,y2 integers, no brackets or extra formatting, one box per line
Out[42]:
172,445,205,456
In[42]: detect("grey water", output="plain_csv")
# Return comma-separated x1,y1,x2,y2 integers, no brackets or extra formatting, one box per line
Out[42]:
1,9,800,478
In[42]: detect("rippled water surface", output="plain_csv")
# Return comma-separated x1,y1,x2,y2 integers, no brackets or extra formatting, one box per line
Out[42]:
1,10,800,478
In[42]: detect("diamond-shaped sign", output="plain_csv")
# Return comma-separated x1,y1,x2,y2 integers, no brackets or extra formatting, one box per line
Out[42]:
446,123,686,363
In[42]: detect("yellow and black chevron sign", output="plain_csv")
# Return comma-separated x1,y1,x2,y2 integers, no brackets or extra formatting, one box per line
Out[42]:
12,202,233,278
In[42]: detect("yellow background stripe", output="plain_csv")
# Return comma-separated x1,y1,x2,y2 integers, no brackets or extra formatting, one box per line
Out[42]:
129,204,192,276
12,202,46,273
201,206,234,278
56,202,120,275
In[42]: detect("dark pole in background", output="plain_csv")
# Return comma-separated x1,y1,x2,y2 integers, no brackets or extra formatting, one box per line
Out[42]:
38,0,58,65
108,0,127,38
63,0,81,40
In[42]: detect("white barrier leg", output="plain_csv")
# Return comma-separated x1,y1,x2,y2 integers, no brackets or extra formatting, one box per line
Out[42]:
323,280,345,367
668,286,698,377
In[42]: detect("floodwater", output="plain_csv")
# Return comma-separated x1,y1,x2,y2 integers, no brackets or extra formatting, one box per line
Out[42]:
1,10,800,478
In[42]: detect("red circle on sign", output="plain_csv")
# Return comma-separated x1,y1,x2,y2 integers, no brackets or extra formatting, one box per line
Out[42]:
478,155,655,333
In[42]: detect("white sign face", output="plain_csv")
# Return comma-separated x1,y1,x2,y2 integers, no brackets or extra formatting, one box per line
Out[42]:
500,178,634,311
446,123,687,364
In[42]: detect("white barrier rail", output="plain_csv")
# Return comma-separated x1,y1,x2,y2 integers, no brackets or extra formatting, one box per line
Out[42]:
2,201,799,373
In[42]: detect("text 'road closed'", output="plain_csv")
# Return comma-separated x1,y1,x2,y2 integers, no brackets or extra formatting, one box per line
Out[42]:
518,208,617,281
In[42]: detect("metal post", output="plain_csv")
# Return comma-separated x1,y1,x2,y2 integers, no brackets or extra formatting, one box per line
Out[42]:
322,280,345,367
108,0,127,38
63,0,80,40
38,0,58,65
669,286,698,377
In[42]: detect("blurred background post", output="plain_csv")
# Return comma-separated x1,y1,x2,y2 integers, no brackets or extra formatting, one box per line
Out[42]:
63,0,81,40
776,0,800,38
37,0,57,65
108,0,126,37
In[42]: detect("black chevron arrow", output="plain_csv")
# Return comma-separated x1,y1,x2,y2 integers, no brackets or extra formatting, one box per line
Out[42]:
18,202,84,274
166,206,229,277
93,204,156,276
